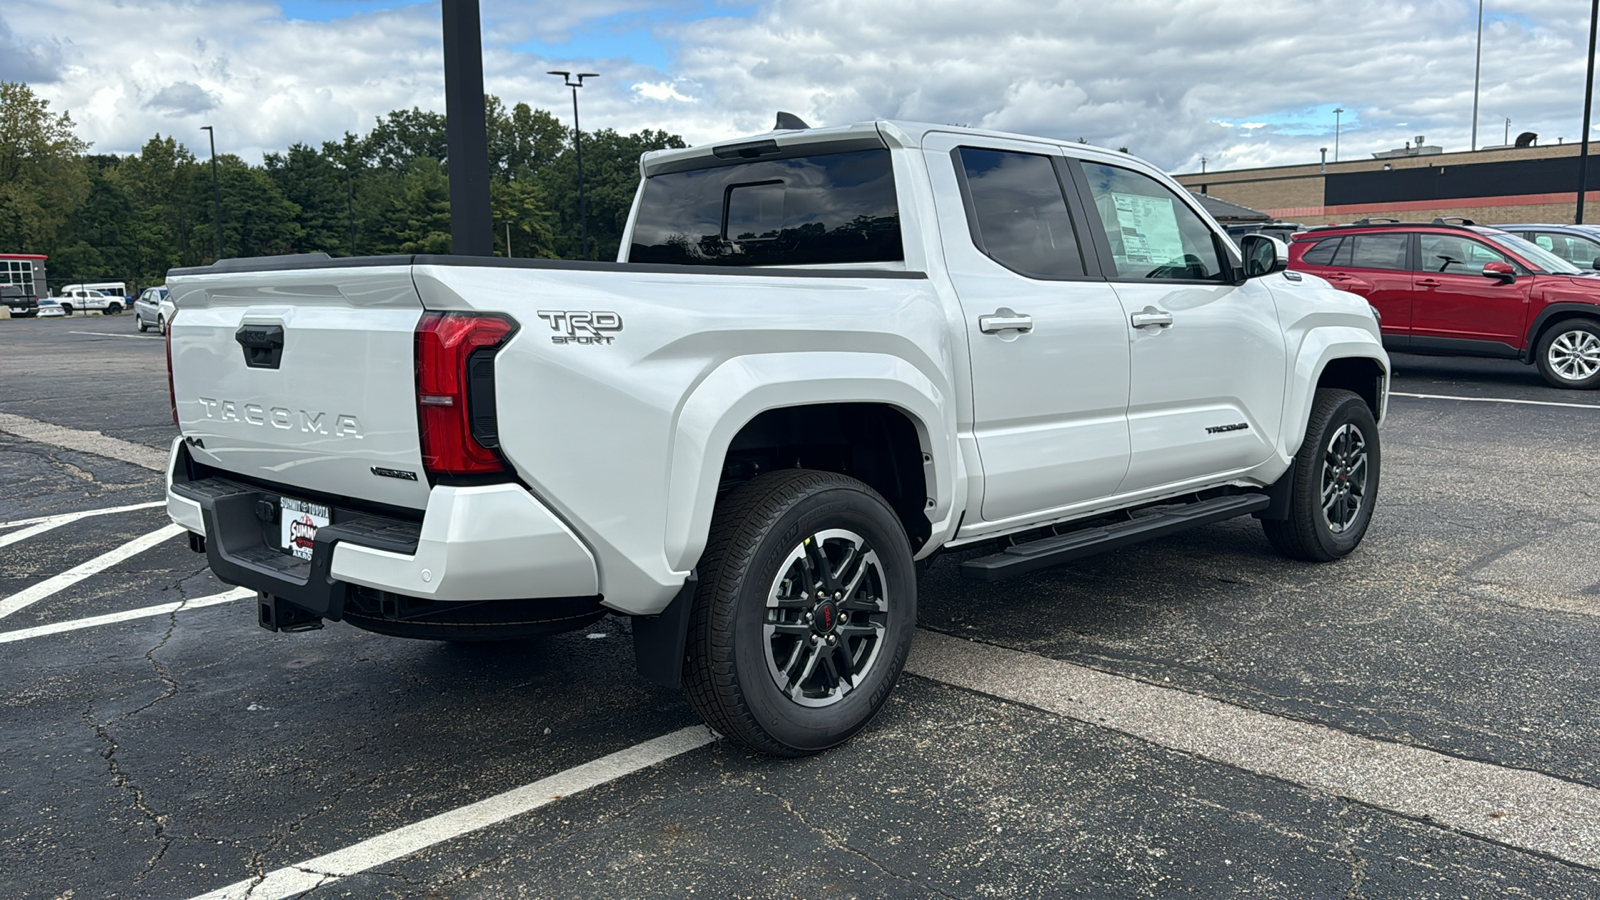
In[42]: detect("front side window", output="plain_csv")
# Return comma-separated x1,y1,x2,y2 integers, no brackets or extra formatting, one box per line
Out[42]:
1418,234,1519,275
1079,162,1226,281
629,149,902,267
956,147,1085,279
1532,232,1600,268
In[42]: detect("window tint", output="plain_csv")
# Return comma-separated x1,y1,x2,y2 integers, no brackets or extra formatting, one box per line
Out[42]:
1533,232,1600,267
957,148,1085,279
1347,234,1408,271
1418,234,1513,275
629,149,902,266
1079,162,1225,281
1300,237,1342,266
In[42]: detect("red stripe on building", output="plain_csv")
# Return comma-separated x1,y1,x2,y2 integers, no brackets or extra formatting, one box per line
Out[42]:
1263,191,1600,219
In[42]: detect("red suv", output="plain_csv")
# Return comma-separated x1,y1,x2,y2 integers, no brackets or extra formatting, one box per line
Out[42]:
1289,218,1600,389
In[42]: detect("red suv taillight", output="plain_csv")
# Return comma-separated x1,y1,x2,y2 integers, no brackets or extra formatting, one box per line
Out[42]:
414,312,517,477
165,311,178,427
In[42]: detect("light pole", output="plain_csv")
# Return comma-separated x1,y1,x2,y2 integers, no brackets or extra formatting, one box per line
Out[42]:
1333,107,1344,162
1200,156,1207,173
201,125,224,259
1580,0,1598,223
549,70,598,259
1471,0,1485,150
1320,148,1328,173
1505,116,1512,146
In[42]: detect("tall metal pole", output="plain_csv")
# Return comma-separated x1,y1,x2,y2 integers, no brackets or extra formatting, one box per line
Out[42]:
1334,107,1344,162
549,71,598,259
201,125,224,259
346,165,356,256
1471,0,1485,151
442,0,493,256
1579,0,1599,224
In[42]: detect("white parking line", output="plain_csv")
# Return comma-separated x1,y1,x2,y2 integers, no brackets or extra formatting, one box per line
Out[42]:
905,631,1600,870
67,330,163,340
0,501,167,549
1391,391,1600,410
0,524,185,619
0,588,251,644
187,726,715,900
0,411,170,471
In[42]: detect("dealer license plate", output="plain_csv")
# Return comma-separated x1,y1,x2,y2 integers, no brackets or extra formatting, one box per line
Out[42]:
281,497,331,561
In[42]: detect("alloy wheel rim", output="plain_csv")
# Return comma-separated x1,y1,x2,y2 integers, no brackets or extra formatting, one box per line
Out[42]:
1320,423,1369,535
763,527,889,708
1548,330,1600,382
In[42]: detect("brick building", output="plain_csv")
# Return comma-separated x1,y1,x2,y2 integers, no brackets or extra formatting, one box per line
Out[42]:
1174,142,1600,228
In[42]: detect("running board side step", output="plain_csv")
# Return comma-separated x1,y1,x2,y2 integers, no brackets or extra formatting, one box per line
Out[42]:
960,494,1270,582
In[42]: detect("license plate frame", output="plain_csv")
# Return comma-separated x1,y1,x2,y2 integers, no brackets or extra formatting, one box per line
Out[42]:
280,497,331,561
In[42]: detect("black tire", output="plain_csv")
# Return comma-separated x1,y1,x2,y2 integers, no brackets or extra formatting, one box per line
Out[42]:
1534,318,1600,389
157,316,166,336
60,303,73,316
1262,388,1380,562
105,303,122,315
682,469,916,757
137,316,148,332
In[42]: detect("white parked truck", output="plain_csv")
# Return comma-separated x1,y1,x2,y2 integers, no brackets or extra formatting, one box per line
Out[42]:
164,120,1388,756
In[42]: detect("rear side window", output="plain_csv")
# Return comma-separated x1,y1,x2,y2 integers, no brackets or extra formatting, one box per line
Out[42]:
1300,237,1341,266
1347,234,1409,270
956,147,1086,279
628,149,902,266
1079,162,1226,281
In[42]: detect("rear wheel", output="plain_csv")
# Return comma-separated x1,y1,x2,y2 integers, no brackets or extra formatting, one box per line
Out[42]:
158,316,166,335
105,303,122,315
682,469,916,757
1263,388,1380,562
1535,318,1600,389
61,303,73,316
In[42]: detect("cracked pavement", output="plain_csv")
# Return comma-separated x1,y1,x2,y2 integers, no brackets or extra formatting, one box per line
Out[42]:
1,321,1599,897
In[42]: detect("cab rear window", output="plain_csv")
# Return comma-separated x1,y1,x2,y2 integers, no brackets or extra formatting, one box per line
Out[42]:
628,149,902,266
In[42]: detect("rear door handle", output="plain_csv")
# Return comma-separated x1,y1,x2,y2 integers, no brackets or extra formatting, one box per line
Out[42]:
979,311,1033,334
1130,308,1174,328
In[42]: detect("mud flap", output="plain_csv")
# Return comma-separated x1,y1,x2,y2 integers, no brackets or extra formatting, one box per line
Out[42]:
631,573,697,690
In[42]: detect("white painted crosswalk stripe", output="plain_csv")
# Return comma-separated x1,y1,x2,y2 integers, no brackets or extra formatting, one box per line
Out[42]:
0,524,185,619
0,500,167,548
186,726,716,900
0,588,252,644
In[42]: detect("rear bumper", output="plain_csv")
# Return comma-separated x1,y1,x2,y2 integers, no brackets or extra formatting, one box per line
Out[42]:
165,438,599,618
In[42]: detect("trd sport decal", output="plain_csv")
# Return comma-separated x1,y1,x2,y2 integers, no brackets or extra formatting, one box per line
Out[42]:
535,310,622,345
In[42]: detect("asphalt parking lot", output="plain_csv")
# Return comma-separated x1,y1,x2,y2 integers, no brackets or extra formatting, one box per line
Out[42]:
3,315,1599,899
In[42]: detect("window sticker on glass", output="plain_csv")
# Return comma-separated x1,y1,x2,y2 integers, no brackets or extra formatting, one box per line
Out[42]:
1109,192,1184,268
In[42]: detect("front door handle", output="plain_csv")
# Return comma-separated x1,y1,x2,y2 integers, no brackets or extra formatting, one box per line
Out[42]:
1130,308,1174,328
979,310,1033,334
1416,278,1442,287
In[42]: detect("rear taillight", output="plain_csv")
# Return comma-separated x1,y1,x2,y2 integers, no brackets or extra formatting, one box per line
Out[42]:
414,312,516,477
165,312,177,427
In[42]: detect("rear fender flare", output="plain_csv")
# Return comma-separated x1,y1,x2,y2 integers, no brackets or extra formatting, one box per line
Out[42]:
662,352,960,573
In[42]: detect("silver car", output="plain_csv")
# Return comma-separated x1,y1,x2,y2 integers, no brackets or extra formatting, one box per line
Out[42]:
134,286,174,334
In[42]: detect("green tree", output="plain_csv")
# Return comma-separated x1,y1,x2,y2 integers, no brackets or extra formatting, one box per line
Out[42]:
265,143,351,254
383,157,452,254
535,127,687,260
0,81,90,260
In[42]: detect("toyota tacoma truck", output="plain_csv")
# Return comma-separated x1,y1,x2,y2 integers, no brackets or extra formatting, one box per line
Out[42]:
163,120,1388,756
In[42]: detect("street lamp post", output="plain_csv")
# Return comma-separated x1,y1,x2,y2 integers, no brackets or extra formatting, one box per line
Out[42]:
1578,0,1598,224
201,125,224,259
1471,0,1485,151
1333,107,1344,162
549,71,598,260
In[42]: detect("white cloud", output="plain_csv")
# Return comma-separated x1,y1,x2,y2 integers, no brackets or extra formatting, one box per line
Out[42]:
3,0,1596,175
631,80,696,103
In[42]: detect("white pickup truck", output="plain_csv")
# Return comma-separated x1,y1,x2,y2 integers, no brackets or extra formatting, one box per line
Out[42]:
164,120,1388,756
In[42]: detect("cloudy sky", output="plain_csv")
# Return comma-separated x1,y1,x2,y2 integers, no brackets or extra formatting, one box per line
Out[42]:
1,0,1595,173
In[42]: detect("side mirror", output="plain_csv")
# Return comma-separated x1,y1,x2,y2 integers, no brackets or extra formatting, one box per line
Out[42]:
1590,257,1600,271
1482,261,1516,284
1240,234,1290,278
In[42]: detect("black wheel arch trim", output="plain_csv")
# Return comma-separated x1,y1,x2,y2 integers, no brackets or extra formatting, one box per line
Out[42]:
1525,303,1600,362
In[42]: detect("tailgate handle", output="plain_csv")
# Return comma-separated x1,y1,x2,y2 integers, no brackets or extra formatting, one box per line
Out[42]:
236,324,285,370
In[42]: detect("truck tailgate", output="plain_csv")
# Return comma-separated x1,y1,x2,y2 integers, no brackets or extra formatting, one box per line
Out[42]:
167,264,430,510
